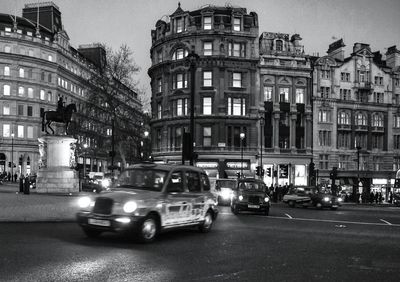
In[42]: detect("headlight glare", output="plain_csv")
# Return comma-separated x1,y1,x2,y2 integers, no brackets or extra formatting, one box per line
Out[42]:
264,197,270,202
78,196,92,208
238,195,244,201
123,201,137,213
323,197,330,202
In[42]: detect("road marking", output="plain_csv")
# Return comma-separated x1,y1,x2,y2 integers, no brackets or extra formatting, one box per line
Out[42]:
284,213,293,219
380,219,392,225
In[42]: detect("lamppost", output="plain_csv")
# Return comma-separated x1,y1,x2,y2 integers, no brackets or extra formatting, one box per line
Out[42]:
186,48,199,166
11,133,14,182
140,130,149,161
260,116,264,180
83,143,88,179
356,146,362,203
240,132,245,178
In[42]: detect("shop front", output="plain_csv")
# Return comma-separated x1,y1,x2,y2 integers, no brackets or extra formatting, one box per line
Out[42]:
223,159,252,179
195,160,219,178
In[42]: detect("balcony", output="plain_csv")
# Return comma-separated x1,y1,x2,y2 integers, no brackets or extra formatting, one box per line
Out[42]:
371,126,385,133
337,124,351,131
355,82,372,90
355,125,368,131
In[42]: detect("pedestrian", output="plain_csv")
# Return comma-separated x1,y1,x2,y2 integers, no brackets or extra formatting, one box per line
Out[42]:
369,192,374,204
7,172,11,182
374,192,379,203
14,173,17,182
378,192,383,204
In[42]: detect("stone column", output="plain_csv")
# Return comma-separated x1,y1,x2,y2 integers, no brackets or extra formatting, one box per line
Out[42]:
36,136,79,193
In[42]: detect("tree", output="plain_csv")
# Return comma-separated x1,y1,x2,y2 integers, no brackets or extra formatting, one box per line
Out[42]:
82,44,145,173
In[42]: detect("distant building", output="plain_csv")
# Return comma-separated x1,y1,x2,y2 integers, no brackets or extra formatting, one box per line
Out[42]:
0,2,143,177
312,39,400,199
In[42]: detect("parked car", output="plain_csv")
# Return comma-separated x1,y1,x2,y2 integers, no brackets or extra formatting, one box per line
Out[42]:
393,193,400,206
76,163,219,243
283,186,342,210
215,178,237,205
230,178,270,215
27,175,37,189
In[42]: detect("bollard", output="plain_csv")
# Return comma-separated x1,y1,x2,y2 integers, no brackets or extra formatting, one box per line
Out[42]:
23,178,30,195
19,177,24,193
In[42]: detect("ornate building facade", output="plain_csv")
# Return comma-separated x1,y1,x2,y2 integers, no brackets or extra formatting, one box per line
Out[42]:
148,4,260,178
0,2,143,177
312,39,400,199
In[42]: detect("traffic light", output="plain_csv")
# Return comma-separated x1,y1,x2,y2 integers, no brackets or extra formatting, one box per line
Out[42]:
261,168,265,176
266,167,271,177
309,162,315,177
256,166,261,176
8,162,11,168
330,167,338,180
236,172,240,178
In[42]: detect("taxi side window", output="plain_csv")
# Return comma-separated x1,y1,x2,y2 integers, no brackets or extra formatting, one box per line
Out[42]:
185,171,201,192
167,172,183,193
201,173,210,191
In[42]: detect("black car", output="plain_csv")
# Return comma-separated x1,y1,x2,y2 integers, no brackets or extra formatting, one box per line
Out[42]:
230,178,270,215
283,186,343,210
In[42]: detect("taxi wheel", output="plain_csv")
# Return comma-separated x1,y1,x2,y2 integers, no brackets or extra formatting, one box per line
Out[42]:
137,215,158,243
83,227,102,238
316,202,323,209
288,200,295,208
199,211,213,233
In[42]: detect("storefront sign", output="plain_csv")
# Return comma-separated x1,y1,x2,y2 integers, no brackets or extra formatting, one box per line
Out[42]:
226,162,249,169
372,178,388,185
196,162,218,169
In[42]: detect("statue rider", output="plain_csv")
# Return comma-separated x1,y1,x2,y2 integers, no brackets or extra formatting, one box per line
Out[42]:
57,96,65,118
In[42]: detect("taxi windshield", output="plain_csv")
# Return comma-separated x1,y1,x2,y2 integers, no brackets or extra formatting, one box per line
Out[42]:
114,168,167,192
238,181,265,192
216,180,236,189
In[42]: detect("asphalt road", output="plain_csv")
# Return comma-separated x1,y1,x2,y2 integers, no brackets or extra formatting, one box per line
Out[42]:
1,204,399,282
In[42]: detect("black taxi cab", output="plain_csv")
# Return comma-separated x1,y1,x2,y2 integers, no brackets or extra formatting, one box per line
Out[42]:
76,163,218,243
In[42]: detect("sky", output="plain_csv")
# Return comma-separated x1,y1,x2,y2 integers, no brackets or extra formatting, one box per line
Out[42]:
1,0,400,104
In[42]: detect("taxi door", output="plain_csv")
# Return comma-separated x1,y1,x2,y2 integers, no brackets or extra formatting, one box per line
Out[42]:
163,171,190,226
185,171,206,223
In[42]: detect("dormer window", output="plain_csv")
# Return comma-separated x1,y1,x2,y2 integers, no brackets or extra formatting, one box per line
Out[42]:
203,16,212,30
276,40,283,51
233,17,241,31
175,17,184,33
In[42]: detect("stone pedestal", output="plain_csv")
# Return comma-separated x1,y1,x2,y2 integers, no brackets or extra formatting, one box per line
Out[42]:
36,136,79,194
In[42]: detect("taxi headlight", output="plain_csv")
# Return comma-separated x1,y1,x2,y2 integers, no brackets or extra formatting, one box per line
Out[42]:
123,201,137,213
338,198,343,202
323,197,330,202
78,196,92,208
264,197,270,202
221,189,232,200
101,179,111,188
238,195,244,201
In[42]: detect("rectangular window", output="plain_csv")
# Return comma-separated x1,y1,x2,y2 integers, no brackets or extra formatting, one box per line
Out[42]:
173,73,187,89
228,97,246,116
394,135,400,150
19,68,24,78
296,89,304,104
279,87,289,102
157,103,162,119
28,88,34,98
233,17,241,31
18,105,24,116
394,116,400,128
18,86,24,96
203,71,212,87
319,154,329,170
4,85,10,95
3,104,10,115
4,66,10,76
27,126,33,139
27,106,33,116
40,90,45,100
3,124,10,137
264,86,273,101
203,97,212,115
203,127,212,146
228,42,245,57
203,42,212,56
232,72,242,88
17,125,24,138
203,16,212,30
157,78,162,93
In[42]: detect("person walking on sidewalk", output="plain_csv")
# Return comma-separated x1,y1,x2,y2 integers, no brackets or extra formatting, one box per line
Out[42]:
7,172,11,182
13,173,18,182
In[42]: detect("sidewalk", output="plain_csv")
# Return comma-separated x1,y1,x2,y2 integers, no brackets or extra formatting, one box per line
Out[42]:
0,182,81,222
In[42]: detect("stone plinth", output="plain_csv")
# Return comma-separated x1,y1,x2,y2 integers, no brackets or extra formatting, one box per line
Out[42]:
36,136,79,194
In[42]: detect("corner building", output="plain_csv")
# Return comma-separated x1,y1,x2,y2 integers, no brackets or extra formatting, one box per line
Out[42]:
148,4,260,178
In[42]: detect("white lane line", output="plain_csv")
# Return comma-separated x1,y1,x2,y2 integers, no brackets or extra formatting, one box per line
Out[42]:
284,213,293,219
380,219,392,225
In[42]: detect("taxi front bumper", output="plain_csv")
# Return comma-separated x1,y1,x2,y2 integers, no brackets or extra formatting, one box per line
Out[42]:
77,212,144,233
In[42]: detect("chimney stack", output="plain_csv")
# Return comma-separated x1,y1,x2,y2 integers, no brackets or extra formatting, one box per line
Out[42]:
327,39,345,61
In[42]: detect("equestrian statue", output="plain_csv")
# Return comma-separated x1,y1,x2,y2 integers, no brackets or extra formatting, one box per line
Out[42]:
42,97,77,135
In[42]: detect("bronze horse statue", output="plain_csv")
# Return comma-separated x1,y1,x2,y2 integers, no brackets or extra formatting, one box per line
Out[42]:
42,103,77,135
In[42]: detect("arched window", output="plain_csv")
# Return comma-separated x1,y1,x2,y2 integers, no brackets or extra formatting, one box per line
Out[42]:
172,48,188,60
276,40,283,51
372,114,383,127
356,113,367,126
338,111,350,125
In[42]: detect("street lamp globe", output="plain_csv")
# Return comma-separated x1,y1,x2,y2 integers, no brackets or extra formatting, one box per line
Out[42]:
240,132,245,140
144,130,149,138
